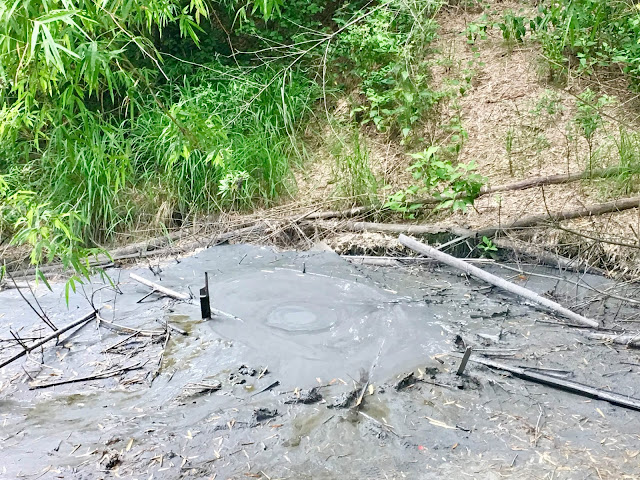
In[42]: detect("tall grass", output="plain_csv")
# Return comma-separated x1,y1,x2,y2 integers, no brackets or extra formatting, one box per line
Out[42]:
0,63,319,245
331,132,379,206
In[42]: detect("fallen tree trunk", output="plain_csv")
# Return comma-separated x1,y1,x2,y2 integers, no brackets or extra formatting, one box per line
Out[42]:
309,220,472,237
469,356,640,411
477,196,640,238
399,234,600,328
415,165,640,206
482,165,638,195
0,310,97,370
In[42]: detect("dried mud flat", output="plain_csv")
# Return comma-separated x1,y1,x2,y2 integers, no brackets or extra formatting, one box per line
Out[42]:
1,244,640,479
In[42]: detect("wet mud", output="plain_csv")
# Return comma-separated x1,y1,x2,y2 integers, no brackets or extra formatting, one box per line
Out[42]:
1,244,640,479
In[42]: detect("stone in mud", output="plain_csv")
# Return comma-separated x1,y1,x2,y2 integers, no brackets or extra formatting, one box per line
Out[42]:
254,408,278,423
395,372,418,391
228,372,246,385
238,364,258,376
284,387,323,404
101,450,121,470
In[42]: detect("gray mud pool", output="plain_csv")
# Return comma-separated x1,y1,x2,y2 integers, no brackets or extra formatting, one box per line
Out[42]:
1,244,640,479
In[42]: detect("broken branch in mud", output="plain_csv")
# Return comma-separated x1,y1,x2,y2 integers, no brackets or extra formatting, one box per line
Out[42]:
310,220,471,237
457,347,472,376
0,310,97,370
493,238,605,275
129,273,190,301
468,356,640,412
29,362,146,390
151,324,171,382
342,255,493,266
96,315,165,337
399,234,600,328
585,331,640,348
4,268,57,331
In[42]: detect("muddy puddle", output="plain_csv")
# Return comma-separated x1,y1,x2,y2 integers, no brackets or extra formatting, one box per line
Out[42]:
1,244,640,479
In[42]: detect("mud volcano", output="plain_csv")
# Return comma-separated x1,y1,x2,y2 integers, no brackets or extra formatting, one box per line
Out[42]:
1,244,640,479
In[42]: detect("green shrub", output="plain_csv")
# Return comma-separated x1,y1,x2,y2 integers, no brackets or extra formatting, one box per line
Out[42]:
333,1,443,139
385,146,486,216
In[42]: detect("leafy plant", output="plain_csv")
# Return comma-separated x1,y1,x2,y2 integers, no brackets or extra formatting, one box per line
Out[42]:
219,170,251,207
0,189,104,302
385,146,486,216
613,127,640,195
477,235,498,258
574,88,611,177
465,15,489,44
334,2,443,139
528,0,640,88
497,12,527,48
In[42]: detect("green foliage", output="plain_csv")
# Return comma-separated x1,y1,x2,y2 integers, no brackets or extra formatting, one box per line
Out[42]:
385,146,486,216
0,186,103,299
219,170,251,207
574,88,611,176
612,127,640,195
465,14,489,44
477,235,498,258
529,1,640,87
331,133,378,206
497,12,527,47
334,1,444,139
505,127,514,176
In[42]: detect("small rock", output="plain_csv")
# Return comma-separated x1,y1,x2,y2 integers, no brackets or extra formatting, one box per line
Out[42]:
254,408,278,423
239,364,257,376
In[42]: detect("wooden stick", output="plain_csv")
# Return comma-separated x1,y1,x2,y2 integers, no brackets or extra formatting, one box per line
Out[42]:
457,347,472,376
129,273,189,300
414,166,640,206
310,220,472,237
399,235,600,328
477,196,640,238
586,332,640,348
481,166,637,195
469,356,640,411
29,362,145,390
0,310,97,370
96,315,165,336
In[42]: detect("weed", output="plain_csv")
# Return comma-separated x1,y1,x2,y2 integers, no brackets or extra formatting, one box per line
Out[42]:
465,14,490,44
385,146,486,216
334,2,443,139
527,1,640,89
530,89,564,121
477,236,498,258
332,133,379,207
574,88,611,177
505,128,515,176
613,127,640,194
497,11,527,49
